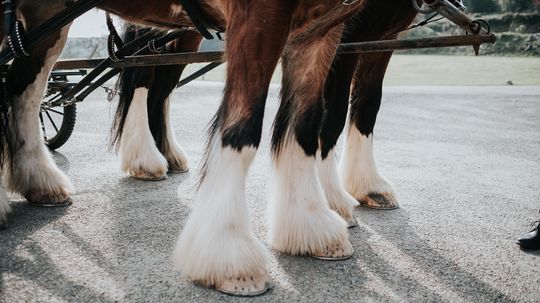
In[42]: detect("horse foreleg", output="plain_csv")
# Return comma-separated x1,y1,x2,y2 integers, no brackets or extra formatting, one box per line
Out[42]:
5,26,73,205
269,26,352,260
340,52,398,209
173,3,290,296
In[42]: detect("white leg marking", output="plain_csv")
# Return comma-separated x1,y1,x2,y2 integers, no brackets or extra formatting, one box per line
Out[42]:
0,186,10,225
269,139,352,258
119,88,168,180
319,149,359,227
5,27,73,204
173,137,271,294
161,97,189,172
340,124,398,209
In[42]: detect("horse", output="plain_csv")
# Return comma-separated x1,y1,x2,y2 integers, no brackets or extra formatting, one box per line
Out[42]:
110,25,202,181
0,0,461,296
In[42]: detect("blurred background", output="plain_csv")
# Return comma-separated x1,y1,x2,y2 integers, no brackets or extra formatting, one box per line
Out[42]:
64,0,540,86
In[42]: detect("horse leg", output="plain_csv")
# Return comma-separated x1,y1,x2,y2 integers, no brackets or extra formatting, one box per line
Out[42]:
331,1,417,210
340,51,398,209
116,64,169,181
173,2,290,295
269,26,352,259
5,3,72,205
148,30,202,173
0,187,10,227
318,50,362,228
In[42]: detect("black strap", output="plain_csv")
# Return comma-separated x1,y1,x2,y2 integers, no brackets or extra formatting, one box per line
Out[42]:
0,0,105,65
106,13,125,61
178,0,218,40
176,61,223,88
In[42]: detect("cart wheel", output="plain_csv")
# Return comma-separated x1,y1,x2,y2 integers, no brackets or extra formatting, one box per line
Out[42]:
40,103,77,150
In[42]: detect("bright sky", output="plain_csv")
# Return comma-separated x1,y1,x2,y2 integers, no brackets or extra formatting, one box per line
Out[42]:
69,9,114,37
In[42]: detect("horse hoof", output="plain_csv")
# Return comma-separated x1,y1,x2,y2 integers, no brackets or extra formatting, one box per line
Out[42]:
347,216,358,228
215,272,273,297
359,192,398,210
167,161,189,174
26,191,72,207
132,171,167,181
311,238,354,261
167,167,189,174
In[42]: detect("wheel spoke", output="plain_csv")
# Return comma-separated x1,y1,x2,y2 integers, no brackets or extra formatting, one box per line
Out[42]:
45,110,59,133
47,108,64,116
39,111,47,139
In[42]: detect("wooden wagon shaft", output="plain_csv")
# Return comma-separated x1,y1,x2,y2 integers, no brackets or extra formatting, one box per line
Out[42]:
53,34,496,70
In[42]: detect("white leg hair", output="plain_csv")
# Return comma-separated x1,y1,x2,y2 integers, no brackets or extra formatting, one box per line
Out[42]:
173,137,270,293
339,123,398,209
0,186,10,226
119,87,168,180
4,27,73,204
269,138,352,258
161,97,189,172
318,149,359,227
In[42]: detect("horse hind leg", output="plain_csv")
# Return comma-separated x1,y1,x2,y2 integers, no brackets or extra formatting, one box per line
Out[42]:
117,82,168,181
173,3,290,295
340,52,398,209
269,26,352,260
4,25,73,206
148,30,202,173
318,50,363,228
112,27,167,181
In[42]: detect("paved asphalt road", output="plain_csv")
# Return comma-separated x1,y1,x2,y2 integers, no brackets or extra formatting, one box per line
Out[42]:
1,83,539,302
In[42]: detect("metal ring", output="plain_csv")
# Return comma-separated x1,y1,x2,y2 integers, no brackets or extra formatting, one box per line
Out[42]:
412,0,435,14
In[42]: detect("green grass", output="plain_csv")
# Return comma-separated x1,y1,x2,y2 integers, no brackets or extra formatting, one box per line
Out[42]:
183,55,540,86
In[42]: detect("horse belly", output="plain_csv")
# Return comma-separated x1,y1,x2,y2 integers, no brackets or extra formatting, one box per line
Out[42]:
98,0,225,30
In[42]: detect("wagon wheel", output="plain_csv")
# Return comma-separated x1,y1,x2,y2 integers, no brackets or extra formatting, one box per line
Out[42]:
40,102,77,150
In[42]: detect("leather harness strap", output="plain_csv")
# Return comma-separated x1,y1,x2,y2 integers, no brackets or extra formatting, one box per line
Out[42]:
177,0,220,40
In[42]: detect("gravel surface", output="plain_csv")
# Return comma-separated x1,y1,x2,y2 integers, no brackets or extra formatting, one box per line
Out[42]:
1,84,539,303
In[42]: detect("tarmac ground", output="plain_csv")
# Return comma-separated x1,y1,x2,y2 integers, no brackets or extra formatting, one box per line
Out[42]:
1,83,539,302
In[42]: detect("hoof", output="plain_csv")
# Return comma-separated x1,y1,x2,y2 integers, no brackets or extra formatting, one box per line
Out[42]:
26,190,72,207
311,238,354,261
346,216,358,228
167,161,189,174
215,271,273,297
359,192,398,210
132,170,167,181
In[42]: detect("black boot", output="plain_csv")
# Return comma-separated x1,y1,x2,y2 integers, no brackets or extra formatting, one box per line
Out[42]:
517,220,540,251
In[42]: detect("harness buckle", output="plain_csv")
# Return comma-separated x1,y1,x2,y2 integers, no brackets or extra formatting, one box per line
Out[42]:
342,0,359,5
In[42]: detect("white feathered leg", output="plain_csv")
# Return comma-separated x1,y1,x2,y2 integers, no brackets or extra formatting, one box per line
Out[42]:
269,138,352,259
318,149,359,227
161,97,189,173
5,27,73,205
340,124,398,209
173,137,271,296
0,186,10,226
119,87,168,180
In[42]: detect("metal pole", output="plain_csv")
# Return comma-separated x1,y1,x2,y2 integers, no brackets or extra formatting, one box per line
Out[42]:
53,34,496,70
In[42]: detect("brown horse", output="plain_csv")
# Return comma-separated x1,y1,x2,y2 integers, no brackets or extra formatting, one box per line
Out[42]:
0,0,429,296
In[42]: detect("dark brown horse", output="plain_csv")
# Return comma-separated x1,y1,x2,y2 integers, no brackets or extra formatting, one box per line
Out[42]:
0,0,426,296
